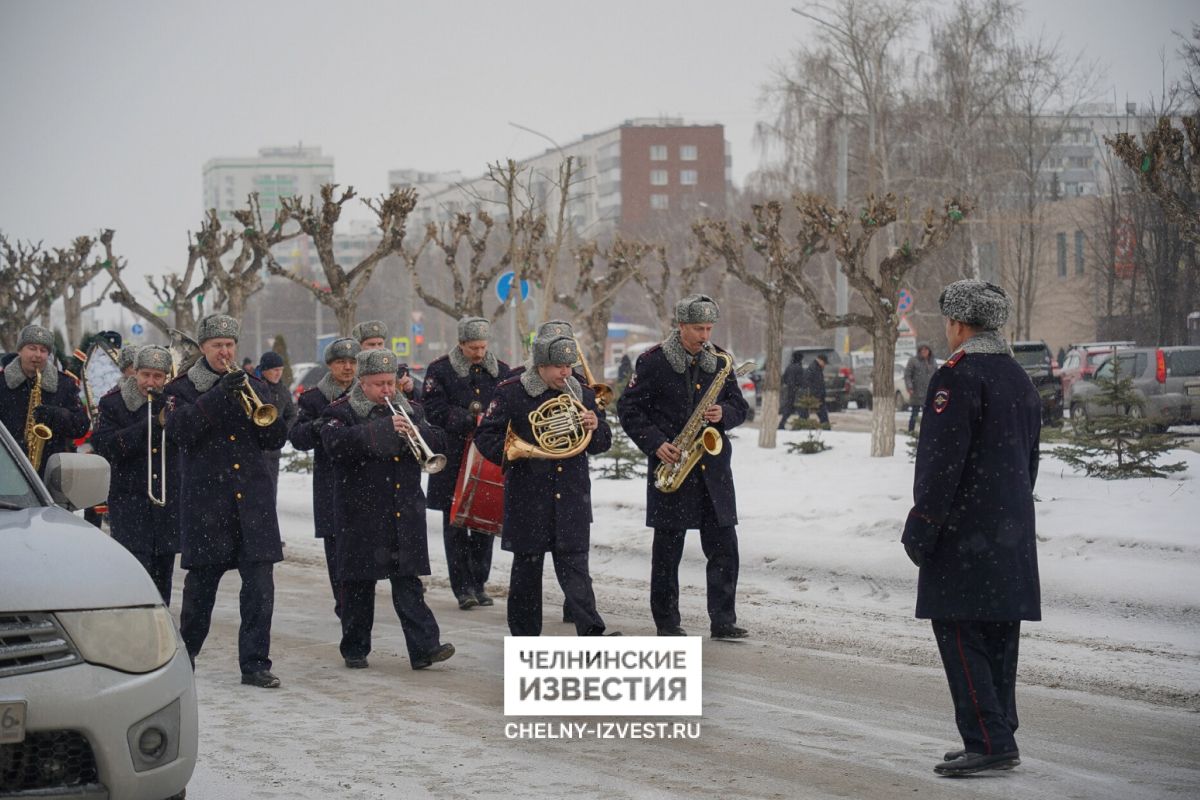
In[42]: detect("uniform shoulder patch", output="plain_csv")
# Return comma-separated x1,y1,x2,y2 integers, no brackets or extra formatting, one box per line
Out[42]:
932,388,951,414
497,375,521,388
944,351,965,368
328,395,350,408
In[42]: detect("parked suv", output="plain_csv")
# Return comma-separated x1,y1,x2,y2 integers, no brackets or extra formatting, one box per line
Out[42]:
1069,346,1200,430
753,347,854,413
1012,340,1064,426
1059,341,1136,404
0,424,197,799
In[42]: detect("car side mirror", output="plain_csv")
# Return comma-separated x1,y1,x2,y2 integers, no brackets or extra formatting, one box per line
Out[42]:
43,452,111,511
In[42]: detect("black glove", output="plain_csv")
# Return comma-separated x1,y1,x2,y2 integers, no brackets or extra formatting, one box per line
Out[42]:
33,405,67,427
218,369,246,396
904,541,925,568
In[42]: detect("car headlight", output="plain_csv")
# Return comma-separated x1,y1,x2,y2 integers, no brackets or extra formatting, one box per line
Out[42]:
57,606,178,673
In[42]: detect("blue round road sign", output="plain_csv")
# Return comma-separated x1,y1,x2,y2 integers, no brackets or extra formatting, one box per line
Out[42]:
131,323,144,335
496,271,531,303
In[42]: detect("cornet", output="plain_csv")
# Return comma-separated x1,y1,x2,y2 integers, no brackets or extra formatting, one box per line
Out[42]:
385,396,446,474
224,364,279,427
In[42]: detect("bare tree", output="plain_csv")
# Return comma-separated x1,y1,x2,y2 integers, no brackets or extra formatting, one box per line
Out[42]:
193,194,297,318
0,234,57,350
633,242,713,338
106,228,210,338
45,235,115,347
554,237,650,369
266,185,418,336
401,212,507,321
694,202,829,449
1107,113,1200,248
790,193,970,456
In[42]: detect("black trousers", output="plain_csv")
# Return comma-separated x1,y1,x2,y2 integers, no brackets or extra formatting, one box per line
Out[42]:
441,511,495,599
797,394,830,425
339,575,441,665
130,551,176,606
321,534,341,619
508,550,604,636
932,620,1022,755
651,525,739,629
180,561,275,674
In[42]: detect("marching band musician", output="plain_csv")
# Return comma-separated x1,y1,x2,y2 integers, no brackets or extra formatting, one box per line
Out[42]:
320,349,455,671
117,344,140,377
287,336,361,619
422,316,510,610
353,319,418,400
163,314,288,689
91,345,179,604
0,324,89,476
618,295,750,639
474,335,617,637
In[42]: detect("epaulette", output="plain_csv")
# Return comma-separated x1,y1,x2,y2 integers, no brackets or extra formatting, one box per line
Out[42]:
102,384,121,397
428,354,449,366
497,375,522,388
944,351,965,369
165,373,188,388
328,395,350,408
64,369,81,386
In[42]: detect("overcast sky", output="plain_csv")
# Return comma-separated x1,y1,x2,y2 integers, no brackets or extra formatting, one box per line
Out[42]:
1,0,1195,328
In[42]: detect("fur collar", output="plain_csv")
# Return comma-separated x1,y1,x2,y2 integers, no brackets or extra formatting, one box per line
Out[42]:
119,376,148,412
520,368,582,400
348,382,414,421
317,371,349,403
449,346,500,378
958,330,1011,356
660,330,719,374
187,357,222,393
4,358,57,393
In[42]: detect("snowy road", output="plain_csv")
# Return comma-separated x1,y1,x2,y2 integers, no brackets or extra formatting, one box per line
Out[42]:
182,558,1199,800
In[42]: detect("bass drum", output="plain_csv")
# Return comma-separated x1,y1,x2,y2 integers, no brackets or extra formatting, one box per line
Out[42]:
449,442,504,536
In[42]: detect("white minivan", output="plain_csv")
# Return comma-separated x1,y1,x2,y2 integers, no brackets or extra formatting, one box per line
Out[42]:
0,424,196,799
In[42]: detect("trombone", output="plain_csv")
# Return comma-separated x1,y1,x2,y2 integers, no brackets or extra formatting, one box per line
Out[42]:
147,392,167,506
384,396,447,474
224,364,279,427
572,338,614,410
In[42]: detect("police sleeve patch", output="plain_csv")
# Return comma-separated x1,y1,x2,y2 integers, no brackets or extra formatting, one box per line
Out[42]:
932,389,950,414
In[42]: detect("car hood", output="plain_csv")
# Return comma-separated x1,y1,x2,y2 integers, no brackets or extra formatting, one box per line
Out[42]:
0,506,163,611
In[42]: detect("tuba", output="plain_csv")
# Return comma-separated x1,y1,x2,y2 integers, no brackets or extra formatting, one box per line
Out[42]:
504,382,593,461
653,348,756,494
25,371,53,473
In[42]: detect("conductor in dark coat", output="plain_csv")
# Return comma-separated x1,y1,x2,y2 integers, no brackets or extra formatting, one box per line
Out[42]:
287,336,360,618
0,325,90,476
422,316,510,610
320,348,455,670
474,335,614,637
618,295,749,639
163,314,289,689
901,280,1042,776
91,346,180,604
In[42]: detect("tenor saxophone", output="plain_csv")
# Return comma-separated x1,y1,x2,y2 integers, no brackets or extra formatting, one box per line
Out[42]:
25,371,54,472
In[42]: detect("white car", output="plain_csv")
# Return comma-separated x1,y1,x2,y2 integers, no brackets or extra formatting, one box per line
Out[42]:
0,425,196,799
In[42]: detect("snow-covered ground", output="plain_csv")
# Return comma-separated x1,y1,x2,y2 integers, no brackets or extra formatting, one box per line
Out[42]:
275,426,1200,711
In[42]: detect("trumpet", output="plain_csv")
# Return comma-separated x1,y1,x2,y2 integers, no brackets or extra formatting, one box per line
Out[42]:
573,338,614,410
224,364,279,427
146,392,167,506
385,396,447,474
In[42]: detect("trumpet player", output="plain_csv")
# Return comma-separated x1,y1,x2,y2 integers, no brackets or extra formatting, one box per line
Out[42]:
163,314,288,689
320,349,455,671
422,316,510,610
618,295,750,640
91,346,179,604
0,324,89,476
474,335,616,637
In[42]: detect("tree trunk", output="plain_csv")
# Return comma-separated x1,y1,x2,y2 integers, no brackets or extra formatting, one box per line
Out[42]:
334,300,355,338
757,297,785,449
63,291,83,349
869,318,898,457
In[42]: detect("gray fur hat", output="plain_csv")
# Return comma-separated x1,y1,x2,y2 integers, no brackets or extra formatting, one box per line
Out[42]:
357,348,398,377
17,324,54,350
536,319,574,339
938,280,1011,330
196,313,240,343
324,337,361,363
532,334,578,367
135,345,173,374
675,294,720,324
117,344,140,370
458,316,490,343
352,319,388,343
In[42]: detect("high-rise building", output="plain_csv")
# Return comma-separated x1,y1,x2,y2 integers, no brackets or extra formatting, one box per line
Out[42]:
202,145,334,224
403,118,730,236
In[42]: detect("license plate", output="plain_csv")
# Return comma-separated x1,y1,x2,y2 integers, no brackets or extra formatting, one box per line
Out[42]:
1187,385,1200,396
1,700,26,744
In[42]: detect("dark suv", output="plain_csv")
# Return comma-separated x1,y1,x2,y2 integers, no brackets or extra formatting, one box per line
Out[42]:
753,346,854,413
1011,340,1064,426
